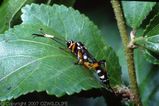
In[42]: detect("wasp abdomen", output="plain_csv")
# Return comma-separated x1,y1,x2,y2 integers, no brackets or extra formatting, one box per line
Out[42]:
96,68,109,84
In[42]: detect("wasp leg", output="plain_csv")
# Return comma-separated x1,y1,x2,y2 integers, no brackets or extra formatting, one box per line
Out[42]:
98,60,106,67
74,61,79,65
74,61,80,65
59,47,83,65
83,62,94,70
74,59,83,65
99,60,106,64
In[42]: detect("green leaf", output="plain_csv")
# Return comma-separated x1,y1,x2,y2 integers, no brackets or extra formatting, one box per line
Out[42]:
21,4,121,85
0,0,27,34
135,35,159,64
0,4,121,100
0,24,101,101
117,46,129,84
140,66,159,106
143,50,159,64
134,49,159,106
135,35,159,53
143,13,159,37
122,1,156,29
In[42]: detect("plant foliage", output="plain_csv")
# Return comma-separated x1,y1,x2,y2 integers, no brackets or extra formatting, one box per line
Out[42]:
0,4,121,101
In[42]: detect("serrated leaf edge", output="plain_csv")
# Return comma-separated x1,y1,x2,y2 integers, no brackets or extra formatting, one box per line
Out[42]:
136,2,156,29
143,7,158,37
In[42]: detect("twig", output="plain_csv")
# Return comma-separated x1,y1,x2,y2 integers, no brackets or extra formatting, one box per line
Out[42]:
110,0,142,106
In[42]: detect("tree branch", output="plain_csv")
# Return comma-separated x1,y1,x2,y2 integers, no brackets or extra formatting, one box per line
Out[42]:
110,0,142,105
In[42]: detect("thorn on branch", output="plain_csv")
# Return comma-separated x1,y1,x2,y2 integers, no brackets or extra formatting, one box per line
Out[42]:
128,30,137,49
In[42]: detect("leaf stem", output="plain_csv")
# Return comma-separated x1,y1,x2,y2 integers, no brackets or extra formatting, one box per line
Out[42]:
111,0,142,106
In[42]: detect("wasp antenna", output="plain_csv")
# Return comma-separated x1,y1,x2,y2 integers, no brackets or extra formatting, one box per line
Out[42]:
53,38,66,46
54,36,67,42
59,47,69,52
32,33,45,38
32,33,54,38
33,31,66,46
43,34,54,38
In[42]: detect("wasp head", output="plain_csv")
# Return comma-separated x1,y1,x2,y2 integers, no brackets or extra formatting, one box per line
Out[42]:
66,40,74,48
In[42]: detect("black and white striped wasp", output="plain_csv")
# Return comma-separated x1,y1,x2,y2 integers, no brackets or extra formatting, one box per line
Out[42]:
32,30,113,92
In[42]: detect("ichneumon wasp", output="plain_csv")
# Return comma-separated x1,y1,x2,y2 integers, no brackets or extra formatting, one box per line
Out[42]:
32,29,114,92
